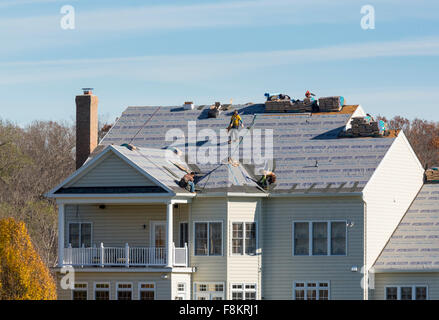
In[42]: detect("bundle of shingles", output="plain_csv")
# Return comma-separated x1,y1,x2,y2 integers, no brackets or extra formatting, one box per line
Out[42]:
318,96,344,112
265,99,313,112
425,168,439,182
342,116,387,137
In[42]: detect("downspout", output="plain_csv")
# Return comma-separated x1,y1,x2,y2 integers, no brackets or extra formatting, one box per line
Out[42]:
362,198,368,300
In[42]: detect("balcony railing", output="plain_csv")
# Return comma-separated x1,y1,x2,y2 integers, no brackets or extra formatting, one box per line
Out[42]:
63,243,188,267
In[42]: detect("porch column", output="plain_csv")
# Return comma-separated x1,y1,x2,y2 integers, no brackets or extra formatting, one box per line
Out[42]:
58,203,65,267
166,202,173,268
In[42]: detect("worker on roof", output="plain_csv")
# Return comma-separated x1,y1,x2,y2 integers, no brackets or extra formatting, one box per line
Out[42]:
305,90,316,102
259,170,276,190
179,172,196,193
227,110,244,144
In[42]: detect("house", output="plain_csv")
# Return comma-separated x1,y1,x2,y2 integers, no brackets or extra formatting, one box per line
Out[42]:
47,89,436,300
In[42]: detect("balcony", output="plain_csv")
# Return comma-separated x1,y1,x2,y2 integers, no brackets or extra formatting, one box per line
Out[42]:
63,243,188,268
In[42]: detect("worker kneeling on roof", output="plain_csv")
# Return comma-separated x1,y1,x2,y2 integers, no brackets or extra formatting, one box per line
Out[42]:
259,170,276,190
228,110,244,144
179,172,196,193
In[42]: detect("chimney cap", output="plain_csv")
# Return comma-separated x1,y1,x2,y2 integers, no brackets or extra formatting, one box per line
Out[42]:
81,88,94,95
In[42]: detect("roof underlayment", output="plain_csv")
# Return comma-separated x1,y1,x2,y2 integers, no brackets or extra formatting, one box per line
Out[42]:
374,183,439,271
100,104,395,194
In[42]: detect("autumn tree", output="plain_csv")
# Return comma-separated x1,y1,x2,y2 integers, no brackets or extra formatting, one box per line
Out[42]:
0,217,56,300
377,116,439,168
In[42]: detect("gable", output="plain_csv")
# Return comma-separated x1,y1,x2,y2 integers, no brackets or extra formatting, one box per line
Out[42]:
66,152,156,188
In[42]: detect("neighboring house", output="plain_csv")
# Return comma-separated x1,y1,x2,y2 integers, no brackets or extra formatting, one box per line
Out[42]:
371,183,439,300
47,90,432,300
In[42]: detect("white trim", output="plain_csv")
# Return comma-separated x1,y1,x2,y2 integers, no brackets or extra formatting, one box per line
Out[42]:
54,266,195,273
293,281,330,300
71,282,88,300
58,204,64,267
230,221,258,256
46,145,175,198
384,285,428,300
116,282,133,300
193,220,224,257
292,220,347,256
93,282,111,300
138,282,156,300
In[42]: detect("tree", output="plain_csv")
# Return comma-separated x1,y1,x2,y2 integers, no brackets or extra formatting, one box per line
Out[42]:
377,116,439,168
0,217,56,300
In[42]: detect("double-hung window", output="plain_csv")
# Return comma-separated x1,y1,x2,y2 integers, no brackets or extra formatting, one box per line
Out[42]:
293,221,346,256
232,222,257,255
117,283,132,300
231,284,257,300
68,222,92,248
94,283,110,300
194,222,222,256
385,286,428,300
294,282,330,300
194,282,225,300
139,282,155,300
72,283,87,300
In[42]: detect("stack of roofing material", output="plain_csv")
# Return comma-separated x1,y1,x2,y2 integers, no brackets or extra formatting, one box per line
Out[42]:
344,117,388,137
425,168,439,182
265,100,313,113
318,96,344,112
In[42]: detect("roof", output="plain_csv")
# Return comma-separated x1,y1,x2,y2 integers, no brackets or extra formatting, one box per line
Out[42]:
374,183,439,272
99,103,396,194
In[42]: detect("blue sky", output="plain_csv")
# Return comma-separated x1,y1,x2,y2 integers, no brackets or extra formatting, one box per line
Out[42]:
0,0,438,125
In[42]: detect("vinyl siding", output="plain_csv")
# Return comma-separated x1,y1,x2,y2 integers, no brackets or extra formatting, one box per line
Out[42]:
363,132,424,270
56,272,171,300
262,197,365,300
67,152,155,187
64,204,188,248
227,198,262,300
189,198,227,285
371,272,439,300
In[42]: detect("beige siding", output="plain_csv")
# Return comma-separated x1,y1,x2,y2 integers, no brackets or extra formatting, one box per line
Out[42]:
67,152,155,187
189,198,227,285
371,273,439,300
363,132,424,270
56,272,171,300
227,198,262,299
262,197,365,300
64,204,188,248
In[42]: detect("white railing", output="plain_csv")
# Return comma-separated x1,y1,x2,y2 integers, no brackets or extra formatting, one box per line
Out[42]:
173,243,188,267
63,243,187,267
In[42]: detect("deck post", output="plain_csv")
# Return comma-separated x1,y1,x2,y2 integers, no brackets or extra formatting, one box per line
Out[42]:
166,202,173,268
58,203,64,267
125,243,130,268
100,242,104,267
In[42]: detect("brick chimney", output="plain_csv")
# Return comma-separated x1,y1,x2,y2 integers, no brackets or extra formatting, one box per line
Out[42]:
76,88,98,169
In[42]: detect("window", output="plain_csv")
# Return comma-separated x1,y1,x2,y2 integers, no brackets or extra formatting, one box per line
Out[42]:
194,283,225,300
232,222,257,255
68,222,92,248
194,222,222,256
117,283,132,300
94,283,110,300
385,286,428,300
231,283,257,300
179,222,188,247
294,282,330,300
139,282,155,300
293,221,346,256
72,283,87,300
175,282,186,300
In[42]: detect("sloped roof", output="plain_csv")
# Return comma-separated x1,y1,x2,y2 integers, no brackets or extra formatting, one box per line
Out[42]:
100,104,395,194
374,183,439,271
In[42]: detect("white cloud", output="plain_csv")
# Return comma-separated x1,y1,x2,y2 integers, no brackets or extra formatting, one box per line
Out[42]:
1,37,439,85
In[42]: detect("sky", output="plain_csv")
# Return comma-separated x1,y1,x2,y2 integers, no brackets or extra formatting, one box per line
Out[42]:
0,0,438,125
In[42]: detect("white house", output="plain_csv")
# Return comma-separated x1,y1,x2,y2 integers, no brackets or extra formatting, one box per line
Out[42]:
47,90,437,300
